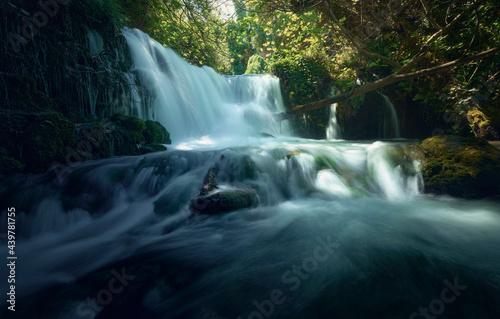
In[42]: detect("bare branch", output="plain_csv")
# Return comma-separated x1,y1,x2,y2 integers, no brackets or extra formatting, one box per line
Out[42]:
419,0,442,29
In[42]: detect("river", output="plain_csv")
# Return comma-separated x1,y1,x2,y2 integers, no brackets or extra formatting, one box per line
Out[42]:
0,29,499,319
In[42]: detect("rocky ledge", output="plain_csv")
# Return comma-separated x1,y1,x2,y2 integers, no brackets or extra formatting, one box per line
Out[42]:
414,135,500,199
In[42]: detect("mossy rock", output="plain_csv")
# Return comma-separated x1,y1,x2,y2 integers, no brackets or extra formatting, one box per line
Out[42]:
143,120,171,144
467,108,499,140
414,135,500,198
0,147,24,174
137,143,167,155
0,111,75,173
110,114,145,144
190,189,259,215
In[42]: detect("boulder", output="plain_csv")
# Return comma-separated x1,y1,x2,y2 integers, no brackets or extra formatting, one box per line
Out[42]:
415,135,500,199
467,108,500,140
190,188,259,215
190,167,258,214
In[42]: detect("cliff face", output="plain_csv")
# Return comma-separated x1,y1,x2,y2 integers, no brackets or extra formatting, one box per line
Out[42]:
0,0,145,120
0,1,166,175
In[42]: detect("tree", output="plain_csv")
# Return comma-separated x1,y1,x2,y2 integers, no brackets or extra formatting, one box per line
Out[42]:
117,0,231,71
247,0,500,120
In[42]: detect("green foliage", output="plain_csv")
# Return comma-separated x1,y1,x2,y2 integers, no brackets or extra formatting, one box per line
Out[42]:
116,0,230,71
270,55,334,138
245,55,267,74
0,147,24,174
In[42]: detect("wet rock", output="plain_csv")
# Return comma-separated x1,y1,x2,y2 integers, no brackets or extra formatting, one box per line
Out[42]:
0,111,75,173
414,135,500,199
190,188,259,215
200,167,219,196
467,108,500,140
137,143,167,155
190,167,258,214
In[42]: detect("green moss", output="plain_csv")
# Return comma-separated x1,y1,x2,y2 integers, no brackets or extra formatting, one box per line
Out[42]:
144,120,171,144
0,147,24,174
416,135,500,198
110,114,145,144
0,111,75,173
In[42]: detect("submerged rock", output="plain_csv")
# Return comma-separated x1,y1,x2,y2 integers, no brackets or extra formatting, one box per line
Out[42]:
415,135,500,199
190,188,259,215
190,167,258,214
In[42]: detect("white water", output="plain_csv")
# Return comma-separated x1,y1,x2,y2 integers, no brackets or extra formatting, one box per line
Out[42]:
326,103,341,140
124,28,288,143
1,28,499,319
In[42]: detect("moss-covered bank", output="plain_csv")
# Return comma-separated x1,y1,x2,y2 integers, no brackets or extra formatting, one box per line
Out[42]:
414,135,500,199
0,112,171,175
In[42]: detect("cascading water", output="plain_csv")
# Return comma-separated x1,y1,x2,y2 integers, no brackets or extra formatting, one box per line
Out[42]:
326,103,340,140
380,92,401,138
123,28,287,143
1,28,500,319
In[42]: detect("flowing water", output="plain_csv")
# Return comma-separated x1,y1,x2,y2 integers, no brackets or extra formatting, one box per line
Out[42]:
1,29,500,319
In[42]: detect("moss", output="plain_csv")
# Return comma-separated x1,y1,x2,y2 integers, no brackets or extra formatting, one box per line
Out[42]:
415,135,500,198
110,114,145,144
467,108,499,140
137,143,167,155
143,120,171,144
0,147,24,174
0,111,75,173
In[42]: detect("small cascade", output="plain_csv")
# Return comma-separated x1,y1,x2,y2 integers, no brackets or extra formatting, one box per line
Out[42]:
3,25,500,319
326,103,341,140
86,30,105,117
380,93,401,138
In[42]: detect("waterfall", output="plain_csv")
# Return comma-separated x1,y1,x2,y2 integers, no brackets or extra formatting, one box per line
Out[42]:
326,103,341,140
123,28,287,142
86,30,105,117
380,93,401,138
4,27,500,319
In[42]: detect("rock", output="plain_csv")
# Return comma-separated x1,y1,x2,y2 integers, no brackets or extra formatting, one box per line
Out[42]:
190,188,259,215
137,143,167,155
200,167,218,196
75,115,171,159
144,120,172,144
0,111,75,173
190,167,258,214
467,108,500,140
415,135,500,199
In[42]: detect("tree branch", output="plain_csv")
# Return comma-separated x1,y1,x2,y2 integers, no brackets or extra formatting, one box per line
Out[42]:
419,0,442,29
276,47,500,121
395,3,476,75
